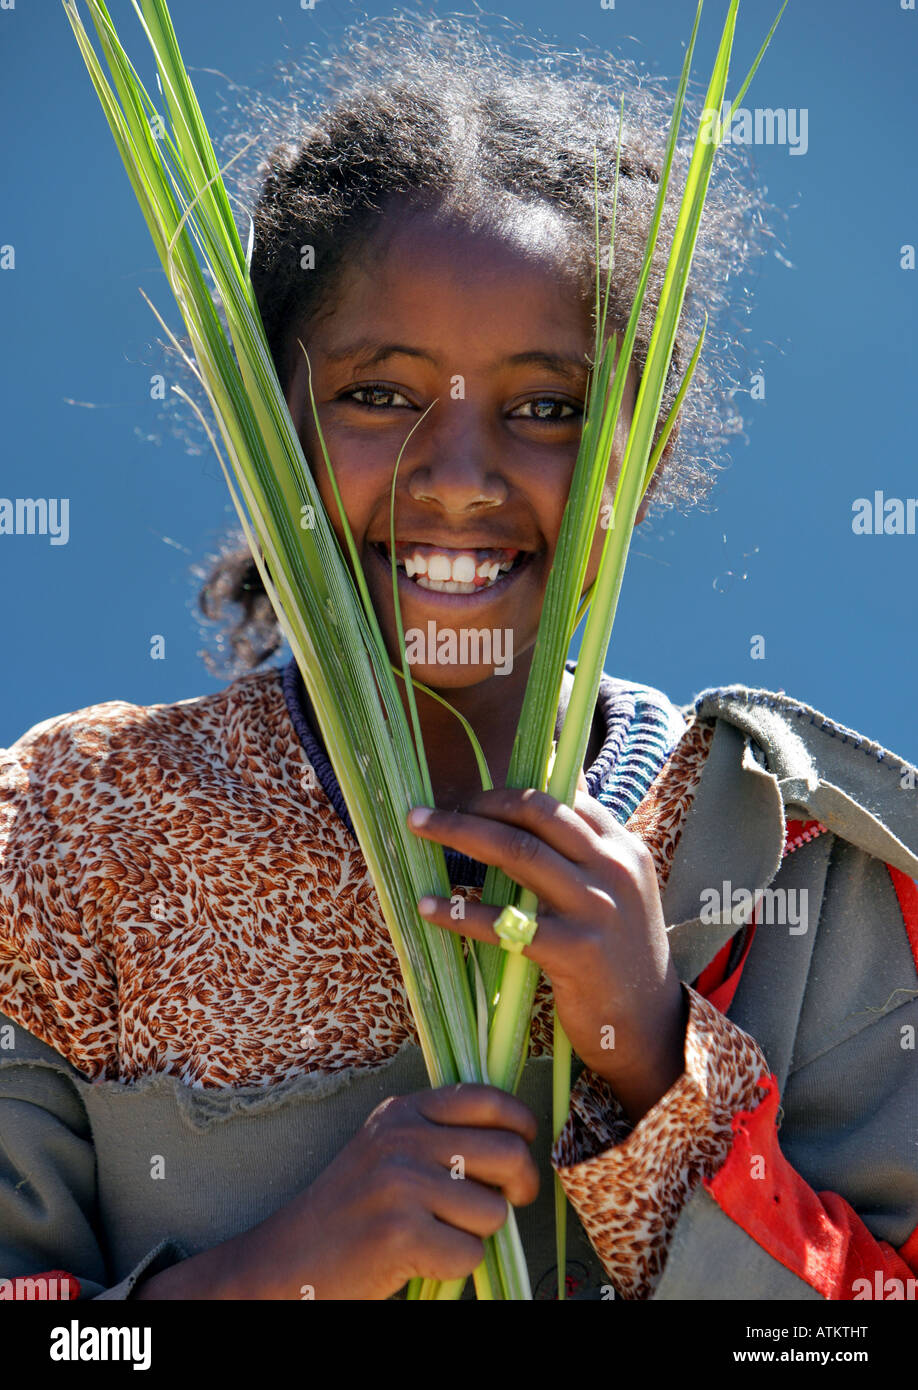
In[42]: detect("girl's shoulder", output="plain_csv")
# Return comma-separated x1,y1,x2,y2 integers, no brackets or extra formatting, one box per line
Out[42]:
1,667,289,804
689,681,918,864
617,680,918,979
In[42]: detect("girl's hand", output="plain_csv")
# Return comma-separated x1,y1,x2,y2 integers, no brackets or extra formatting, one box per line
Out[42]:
204,1083,539,1300
407,775,688,1124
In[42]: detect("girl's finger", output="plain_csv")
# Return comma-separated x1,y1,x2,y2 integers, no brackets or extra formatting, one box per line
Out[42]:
415,1082,538,1141
421,1168,518,1239
421,1125,540,1209
406,1216,486,1283
417,779,618,860
568,788,633,842
417,894,564,971
408,800,591,911
467,785,636,867
411,787,641,906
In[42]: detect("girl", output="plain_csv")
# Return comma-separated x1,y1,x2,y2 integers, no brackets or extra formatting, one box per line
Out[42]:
1,13,917,1303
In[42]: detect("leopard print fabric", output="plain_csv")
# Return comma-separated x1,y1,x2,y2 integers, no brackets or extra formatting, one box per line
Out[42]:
625,717,715,892
552,987,771,1299
1,671,436,1085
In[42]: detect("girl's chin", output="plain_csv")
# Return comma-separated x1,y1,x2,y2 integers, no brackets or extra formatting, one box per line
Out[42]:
389,661,516,688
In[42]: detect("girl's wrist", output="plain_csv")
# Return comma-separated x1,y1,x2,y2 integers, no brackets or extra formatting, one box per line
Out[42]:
129,1238,244,1300
589,981,689,1124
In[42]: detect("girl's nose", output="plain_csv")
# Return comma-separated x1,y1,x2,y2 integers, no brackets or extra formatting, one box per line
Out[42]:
408,475,506,510
406,438,508,513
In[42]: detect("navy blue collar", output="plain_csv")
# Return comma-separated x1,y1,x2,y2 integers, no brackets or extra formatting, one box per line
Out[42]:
280,656,677,888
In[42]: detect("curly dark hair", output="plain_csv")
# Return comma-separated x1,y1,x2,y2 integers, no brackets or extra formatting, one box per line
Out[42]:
193,6,777,676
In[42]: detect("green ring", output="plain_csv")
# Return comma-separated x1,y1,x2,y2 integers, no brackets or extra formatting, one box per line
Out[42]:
493,905,538,954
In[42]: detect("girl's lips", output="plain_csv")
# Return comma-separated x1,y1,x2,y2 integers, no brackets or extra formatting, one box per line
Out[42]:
367,540,541,610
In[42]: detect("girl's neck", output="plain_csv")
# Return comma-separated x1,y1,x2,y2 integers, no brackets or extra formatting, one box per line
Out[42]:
396,662,603,810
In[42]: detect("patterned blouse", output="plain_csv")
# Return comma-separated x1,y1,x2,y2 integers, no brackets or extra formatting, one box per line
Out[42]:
0,656,781,1299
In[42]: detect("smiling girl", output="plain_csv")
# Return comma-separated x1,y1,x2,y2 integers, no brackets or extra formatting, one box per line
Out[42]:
2,13,917,1304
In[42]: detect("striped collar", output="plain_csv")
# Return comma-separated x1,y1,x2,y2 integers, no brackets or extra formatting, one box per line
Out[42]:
281,656,686,888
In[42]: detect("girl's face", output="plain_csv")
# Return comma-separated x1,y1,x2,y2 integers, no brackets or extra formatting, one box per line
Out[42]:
284,202,643,692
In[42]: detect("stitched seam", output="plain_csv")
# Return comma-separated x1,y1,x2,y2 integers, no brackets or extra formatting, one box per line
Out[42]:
693,687,918,781
787,991,918,1078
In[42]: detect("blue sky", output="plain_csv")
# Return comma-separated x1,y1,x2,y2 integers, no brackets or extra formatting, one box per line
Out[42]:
1,0,916,763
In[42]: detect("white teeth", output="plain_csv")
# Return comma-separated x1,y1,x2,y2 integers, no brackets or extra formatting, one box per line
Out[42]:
406,550,499,582
384,545,524,591
416,577,477,593
427,554,452,582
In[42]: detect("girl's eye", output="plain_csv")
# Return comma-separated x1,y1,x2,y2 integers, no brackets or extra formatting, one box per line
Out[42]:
511,397,581,422
341,385,581,422
343,383,414,410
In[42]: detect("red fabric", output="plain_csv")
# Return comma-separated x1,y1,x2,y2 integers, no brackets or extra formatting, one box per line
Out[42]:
705,1076,918,1299
886,863,918,972
782,818,829,858
695,925,757,1014
0,1269,80,1299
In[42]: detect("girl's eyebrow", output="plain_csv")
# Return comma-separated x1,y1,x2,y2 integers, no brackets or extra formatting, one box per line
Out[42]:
505,350,589,383
324,338,588,382
324,340,432,368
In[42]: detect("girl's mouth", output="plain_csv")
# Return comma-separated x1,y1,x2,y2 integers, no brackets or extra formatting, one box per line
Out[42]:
369,541,536,597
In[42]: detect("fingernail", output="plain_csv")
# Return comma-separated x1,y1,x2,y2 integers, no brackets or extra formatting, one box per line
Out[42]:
417,896,437,915
408,807,432,827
